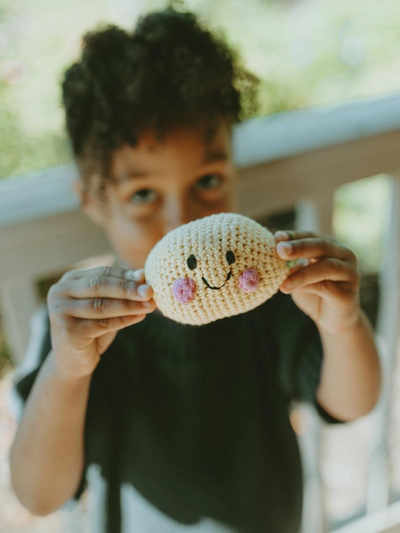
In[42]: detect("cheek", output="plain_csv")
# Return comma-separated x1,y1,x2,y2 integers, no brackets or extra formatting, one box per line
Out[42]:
172,277,197,303
239,268,259,293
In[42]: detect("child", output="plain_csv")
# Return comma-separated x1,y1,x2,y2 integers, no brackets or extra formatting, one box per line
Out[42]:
9,5,381,533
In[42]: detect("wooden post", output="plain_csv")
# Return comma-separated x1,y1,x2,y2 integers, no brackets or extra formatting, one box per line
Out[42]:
0,277,40,364
366,174,400,514
295,192,334,533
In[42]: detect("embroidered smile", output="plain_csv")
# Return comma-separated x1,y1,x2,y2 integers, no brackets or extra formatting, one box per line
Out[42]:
202,270,232,290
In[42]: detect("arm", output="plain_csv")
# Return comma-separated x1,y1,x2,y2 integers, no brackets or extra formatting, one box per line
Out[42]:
316,307,382,421
10,350,91,516
10,265,154,516
274,230,382,423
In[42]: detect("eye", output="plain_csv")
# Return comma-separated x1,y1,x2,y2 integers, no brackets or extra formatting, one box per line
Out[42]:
195,174,223,190
187,255,197,270
130,188,157,204
226,251,235,265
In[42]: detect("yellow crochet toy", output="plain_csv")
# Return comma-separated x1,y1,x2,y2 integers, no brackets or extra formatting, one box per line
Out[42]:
144,212,296,326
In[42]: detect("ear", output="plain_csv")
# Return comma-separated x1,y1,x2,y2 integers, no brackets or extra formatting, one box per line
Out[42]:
73,179,105,227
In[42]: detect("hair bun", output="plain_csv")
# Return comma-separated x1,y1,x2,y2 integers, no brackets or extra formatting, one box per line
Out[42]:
81,24,130,68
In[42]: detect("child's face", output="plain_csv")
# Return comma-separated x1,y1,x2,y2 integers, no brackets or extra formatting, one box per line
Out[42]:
75,118,238,270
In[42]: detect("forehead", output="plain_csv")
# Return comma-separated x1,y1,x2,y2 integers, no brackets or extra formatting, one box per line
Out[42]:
109,119,232,184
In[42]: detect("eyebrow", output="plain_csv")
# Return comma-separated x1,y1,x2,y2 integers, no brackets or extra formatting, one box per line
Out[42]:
113,148,229,184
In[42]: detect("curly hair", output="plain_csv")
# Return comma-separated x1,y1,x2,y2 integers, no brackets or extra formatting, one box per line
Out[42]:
60,3,261,212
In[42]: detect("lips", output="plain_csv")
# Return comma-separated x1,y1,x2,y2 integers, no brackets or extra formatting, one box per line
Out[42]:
201,270,232,290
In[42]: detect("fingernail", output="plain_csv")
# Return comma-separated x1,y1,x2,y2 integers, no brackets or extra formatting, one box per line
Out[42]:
126,269,143,280
278,242,293,254
138,284,150,296
274,231,288,240
283,279,293,289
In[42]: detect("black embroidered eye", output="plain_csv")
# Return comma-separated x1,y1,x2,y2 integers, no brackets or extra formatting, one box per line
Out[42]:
187,255,197,270
226,251,235,265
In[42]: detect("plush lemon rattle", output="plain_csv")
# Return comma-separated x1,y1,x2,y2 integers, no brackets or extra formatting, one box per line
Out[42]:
144,212,297,326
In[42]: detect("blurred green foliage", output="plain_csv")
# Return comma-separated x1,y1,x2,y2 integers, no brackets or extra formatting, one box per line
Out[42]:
1,0,400,179
334,174,392,274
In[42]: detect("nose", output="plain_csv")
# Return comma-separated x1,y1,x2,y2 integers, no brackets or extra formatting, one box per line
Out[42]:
163,198,195,234
164,217,189,234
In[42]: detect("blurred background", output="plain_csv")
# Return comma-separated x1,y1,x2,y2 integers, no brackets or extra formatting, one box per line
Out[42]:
1,0,400,531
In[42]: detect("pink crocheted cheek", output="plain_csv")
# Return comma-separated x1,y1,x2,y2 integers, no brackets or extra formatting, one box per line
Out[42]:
171,277,197,304
239,268,260,293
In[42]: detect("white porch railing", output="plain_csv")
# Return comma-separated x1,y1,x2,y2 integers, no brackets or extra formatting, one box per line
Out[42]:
1,91,400,532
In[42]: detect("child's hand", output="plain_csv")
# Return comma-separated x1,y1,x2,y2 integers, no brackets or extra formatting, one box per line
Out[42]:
274,230,361,335
47,266,156,380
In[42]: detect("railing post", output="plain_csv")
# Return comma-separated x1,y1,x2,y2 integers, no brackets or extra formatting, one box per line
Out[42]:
295,192,334,533
0,277,41,364
366,174,400,514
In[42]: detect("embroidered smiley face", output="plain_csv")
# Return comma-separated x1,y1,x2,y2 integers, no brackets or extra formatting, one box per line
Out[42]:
144,212,290,325
171,247,260,305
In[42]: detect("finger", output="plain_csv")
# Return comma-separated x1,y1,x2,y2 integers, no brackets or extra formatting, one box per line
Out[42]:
274,231,343,256
290,281,358,307
63,313,148,339
61,275,153,301
74,313,148,338
286,258,310,276
62,296,156,319
133,269,146,283
276,237,356,263
274,230,318,242
280,258,358,292
62,265,145,283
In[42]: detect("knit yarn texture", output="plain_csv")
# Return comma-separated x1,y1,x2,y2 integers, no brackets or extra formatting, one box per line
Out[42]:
144,212,291,326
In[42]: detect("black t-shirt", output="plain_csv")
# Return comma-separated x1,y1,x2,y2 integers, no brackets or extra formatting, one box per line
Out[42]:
12,291,345,533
